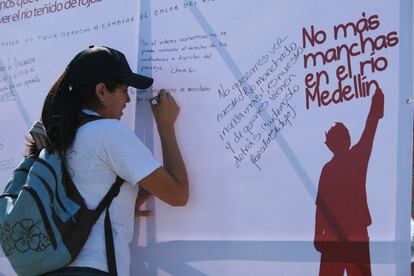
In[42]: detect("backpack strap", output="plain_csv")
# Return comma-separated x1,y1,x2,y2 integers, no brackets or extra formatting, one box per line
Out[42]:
95,176,124,214
105,208,117,276
95,176,124,276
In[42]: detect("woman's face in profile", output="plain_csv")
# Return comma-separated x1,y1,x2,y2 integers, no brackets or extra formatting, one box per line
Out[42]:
100,84,130,119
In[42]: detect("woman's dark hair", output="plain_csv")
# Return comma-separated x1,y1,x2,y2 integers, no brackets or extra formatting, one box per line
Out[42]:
27,71,121,156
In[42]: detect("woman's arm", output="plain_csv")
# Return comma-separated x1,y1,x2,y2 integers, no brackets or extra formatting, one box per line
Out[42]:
137,90,189,206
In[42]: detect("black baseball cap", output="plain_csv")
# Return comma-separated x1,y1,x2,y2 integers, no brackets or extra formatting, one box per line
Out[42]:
65,45,153,89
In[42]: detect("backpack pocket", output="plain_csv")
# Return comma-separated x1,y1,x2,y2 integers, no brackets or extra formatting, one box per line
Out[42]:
0,187,71,275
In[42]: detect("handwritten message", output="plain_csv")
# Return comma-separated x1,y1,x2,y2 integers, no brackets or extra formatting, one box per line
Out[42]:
137,31,228,103
302,12,399,110
0,56,38,103
139,31,227,74
216,36,303,170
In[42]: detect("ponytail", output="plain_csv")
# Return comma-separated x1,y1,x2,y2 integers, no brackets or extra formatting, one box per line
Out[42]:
32,71,121,156
41,72,81,155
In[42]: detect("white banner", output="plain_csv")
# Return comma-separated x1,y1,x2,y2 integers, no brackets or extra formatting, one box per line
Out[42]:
0,0,412,275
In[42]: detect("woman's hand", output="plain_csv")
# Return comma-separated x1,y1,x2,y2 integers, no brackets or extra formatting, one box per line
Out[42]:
134,188,152,217
150,90,180,132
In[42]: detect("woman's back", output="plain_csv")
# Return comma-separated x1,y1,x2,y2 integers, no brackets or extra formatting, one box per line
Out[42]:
65,116,160,275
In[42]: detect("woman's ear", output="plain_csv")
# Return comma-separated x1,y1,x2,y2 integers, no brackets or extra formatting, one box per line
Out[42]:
95,82,106,102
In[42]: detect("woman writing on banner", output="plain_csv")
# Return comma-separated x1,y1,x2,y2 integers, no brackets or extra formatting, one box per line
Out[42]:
32,45,188,275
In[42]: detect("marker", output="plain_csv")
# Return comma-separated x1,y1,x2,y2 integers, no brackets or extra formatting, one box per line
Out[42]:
150,95,160,105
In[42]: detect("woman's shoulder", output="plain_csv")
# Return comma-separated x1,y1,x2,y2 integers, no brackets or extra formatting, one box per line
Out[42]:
77,118,134,139
75,119,139,151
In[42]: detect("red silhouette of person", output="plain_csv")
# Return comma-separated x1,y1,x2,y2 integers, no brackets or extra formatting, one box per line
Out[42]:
314,87,384,276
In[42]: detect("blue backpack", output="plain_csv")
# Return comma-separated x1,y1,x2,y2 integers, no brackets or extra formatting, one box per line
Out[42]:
0,117,123,275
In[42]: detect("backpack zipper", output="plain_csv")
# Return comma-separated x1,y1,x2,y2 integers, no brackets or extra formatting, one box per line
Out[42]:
15,168,29,173
35,158,69,214
22,186,57,249
32,173,54,202
0,194,17,199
